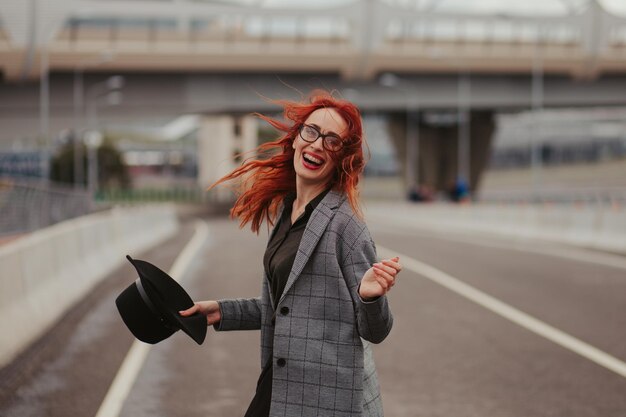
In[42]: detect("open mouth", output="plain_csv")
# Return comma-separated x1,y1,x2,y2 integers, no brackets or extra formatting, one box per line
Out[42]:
302,151,325,170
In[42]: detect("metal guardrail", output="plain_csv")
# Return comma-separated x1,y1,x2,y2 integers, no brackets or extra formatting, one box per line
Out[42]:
0,177,223,238
0,177,93,237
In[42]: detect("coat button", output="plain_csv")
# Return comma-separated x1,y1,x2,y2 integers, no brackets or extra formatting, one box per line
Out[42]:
280,306,290,315
277,358,286,367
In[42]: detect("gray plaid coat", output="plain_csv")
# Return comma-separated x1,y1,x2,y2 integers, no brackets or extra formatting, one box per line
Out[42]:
216,190,393,417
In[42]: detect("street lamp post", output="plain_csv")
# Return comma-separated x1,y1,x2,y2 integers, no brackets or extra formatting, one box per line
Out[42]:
84,130,103,195
73,52,115,188
87,89,124,132
83,76,125,196
73,67,84,188
85,75,125,128
531,35,544,201
40,46,50,182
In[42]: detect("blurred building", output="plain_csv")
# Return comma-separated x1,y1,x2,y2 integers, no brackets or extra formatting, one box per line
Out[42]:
492,107,626,168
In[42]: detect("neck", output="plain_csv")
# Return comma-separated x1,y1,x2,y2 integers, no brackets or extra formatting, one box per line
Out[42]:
294,179,328,210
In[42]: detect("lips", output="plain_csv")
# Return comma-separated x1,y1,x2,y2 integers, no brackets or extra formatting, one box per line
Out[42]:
302,151,325,170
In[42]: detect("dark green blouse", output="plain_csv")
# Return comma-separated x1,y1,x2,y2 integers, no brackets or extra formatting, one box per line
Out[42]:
263,189,330,309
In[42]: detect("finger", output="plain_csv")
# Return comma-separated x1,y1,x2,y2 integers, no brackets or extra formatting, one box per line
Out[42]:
373,267,396,286
374,263,397,277
381,259,402,272
374,262,394,273
179,304,198,316
374,274,389,291
380,258,402,271
372,270,389,288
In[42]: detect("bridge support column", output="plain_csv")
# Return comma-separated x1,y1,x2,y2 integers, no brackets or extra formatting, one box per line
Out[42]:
387,110,494,200
197,114,258,201
468,111,496,192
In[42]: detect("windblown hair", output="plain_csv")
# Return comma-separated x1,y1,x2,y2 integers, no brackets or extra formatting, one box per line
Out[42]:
210,90,367,233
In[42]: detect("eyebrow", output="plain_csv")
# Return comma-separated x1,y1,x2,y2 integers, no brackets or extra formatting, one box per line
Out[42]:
307,123,341,138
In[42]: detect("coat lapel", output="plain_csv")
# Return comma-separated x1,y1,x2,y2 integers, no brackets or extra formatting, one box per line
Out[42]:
277,190,344,305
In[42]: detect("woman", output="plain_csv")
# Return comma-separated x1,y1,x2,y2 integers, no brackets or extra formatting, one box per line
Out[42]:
180,90,402,417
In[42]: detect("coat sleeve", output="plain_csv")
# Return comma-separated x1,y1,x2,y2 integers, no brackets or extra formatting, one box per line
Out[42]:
340,225,393,344
213,297,262,331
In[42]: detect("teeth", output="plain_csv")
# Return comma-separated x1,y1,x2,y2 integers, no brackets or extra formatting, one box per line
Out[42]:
304,152,323,165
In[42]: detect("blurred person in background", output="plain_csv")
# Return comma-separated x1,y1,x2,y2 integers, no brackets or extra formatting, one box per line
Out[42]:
180,90,402,417
448,177,470,204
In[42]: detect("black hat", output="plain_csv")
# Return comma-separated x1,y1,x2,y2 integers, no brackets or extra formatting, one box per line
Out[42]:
115,255,207,345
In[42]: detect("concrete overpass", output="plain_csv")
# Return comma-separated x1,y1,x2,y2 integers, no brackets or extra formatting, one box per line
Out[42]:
2,0,626,195
2,0,626,81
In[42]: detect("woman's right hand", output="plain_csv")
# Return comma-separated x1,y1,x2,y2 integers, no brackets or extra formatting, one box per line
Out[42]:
179,300,221,326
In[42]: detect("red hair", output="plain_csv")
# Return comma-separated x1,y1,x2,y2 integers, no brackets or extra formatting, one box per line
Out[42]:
210,90,367,233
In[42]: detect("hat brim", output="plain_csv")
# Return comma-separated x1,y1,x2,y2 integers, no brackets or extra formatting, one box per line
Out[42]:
116,282,177,344
125,255,207,345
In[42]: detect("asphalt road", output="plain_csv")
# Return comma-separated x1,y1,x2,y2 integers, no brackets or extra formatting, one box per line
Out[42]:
1,213,625,417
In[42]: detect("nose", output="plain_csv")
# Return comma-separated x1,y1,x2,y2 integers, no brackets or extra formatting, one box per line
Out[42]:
308,136,324,151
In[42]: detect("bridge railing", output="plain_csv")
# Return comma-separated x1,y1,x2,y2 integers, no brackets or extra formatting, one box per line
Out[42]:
5,0,626,80
58,7,590,49
37,0,626,79
0,177,93,237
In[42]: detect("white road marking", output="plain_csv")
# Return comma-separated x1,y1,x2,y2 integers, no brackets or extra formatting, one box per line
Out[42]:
377,244,626,379
95,220,209,417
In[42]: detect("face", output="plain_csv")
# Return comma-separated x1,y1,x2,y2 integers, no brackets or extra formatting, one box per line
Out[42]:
293,108,347,188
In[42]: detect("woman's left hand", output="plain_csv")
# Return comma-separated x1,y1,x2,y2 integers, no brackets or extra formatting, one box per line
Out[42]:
359,256,402,301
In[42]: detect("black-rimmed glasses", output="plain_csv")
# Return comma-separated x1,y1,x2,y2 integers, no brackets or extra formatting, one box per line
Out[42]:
299,124,344,152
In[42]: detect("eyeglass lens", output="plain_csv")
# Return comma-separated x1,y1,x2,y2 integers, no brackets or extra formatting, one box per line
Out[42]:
300,125,342,151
